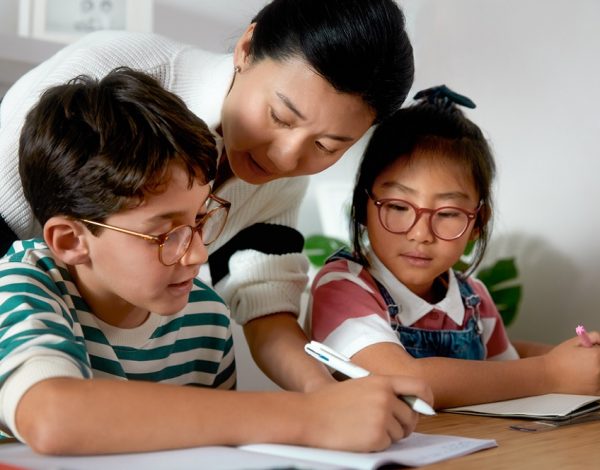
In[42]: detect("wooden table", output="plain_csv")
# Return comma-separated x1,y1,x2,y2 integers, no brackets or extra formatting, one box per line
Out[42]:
415,412,600,469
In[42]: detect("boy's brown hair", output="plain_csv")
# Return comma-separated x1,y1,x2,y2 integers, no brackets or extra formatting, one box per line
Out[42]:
19,67,216,229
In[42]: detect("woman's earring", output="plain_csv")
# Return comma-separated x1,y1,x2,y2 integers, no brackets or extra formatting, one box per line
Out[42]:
234,65,241,74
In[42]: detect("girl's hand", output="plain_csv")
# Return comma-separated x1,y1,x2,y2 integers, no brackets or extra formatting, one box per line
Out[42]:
300,375,433,452
544,330,600,394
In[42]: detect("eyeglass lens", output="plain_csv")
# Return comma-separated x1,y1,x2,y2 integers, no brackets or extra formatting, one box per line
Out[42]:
200,205,228,245
159,205,229,265
161,226,194,265
379,200,470,240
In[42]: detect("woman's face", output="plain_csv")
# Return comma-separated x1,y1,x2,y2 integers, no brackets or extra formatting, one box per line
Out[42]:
221,29,375,184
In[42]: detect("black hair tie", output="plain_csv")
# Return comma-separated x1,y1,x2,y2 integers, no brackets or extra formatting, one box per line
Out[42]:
413,84,476,109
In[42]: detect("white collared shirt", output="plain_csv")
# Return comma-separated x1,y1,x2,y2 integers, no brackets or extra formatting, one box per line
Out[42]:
367,251,466,327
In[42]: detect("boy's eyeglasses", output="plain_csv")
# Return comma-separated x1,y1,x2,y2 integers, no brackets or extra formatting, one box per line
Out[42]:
367,191,481,241
80,193,231,266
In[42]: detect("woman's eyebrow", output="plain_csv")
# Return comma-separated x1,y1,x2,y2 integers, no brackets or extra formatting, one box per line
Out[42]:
277,92,305,119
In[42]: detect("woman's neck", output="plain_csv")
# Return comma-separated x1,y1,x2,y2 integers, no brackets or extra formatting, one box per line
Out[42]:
212,149,234,192
211,124,234,191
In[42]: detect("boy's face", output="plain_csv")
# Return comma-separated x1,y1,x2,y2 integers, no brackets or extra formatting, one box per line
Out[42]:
73,164,211,327
366,152,480,301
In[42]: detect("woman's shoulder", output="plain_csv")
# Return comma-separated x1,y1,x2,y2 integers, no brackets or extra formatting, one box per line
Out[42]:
51,31,191,76
61,30,189,58
2,32,191,122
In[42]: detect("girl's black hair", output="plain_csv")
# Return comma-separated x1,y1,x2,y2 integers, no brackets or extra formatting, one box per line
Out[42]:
350,85,496,274
250,0,414,123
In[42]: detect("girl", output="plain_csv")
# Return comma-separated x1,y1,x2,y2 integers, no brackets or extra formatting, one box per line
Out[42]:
310,85,600,409
0,0,416,396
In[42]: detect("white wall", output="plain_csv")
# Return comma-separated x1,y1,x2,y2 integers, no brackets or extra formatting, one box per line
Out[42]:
301,0,600,345
401,0,600,345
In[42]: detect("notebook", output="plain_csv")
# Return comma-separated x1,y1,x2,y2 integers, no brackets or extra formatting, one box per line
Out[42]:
0,432,497,470
444,393,600,421
239,432,497,469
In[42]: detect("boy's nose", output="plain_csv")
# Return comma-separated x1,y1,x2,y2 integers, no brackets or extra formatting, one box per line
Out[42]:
181,231,208,266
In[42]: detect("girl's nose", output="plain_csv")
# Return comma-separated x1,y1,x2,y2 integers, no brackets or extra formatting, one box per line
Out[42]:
406,213,435,243
180,230,208,266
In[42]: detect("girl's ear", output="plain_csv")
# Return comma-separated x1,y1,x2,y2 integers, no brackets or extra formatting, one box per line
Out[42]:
471,203,490,241
233,23,256,72
43,216,91,265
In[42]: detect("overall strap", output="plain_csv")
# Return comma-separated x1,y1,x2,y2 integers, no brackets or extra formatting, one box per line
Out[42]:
325,247,356,264
455,272,481,308
455,272,483,334
373,278,400,317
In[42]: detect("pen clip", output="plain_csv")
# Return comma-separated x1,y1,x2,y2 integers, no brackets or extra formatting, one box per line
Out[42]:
307,341,351,363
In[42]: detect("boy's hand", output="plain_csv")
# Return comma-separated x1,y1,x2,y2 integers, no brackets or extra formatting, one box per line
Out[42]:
300,375,432,452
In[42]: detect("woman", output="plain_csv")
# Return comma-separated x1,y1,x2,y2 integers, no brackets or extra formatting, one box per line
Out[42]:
0,0,415,394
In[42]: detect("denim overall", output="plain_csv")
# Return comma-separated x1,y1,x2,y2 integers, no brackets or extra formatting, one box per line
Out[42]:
327,249,486,360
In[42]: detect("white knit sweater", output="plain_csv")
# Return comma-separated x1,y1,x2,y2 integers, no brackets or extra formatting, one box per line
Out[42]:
0,31,309,325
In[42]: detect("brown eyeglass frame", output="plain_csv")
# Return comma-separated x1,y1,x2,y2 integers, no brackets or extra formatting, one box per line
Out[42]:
367,190,482,241
79,193,231,265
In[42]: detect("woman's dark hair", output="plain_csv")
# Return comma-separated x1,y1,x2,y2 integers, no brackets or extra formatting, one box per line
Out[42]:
19,67,217,229
350,86,496,274
249,0,414,122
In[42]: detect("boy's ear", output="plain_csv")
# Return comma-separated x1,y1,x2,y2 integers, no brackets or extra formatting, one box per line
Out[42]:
43,216,91,265
233,23,255,72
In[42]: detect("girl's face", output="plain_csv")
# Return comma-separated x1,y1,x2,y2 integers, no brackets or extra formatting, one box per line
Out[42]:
72,164,210,328
366,152,480,300
221,26,375,184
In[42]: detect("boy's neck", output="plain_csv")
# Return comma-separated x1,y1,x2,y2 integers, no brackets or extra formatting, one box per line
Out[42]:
68,264,150,328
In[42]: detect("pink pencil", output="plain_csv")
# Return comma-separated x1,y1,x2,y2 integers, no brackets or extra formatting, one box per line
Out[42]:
576,325,593,348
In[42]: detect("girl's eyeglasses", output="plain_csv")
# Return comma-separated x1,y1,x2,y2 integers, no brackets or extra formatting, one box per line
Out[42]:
367,191,481,241
80,193,231,266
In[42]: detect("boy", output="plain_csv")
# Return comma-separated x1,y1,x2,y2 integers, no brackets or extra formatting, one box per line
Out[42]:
0,68,427,455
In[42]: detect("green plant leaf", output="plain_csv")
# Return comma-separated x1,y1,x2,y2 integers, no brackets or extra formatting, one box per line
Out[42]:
477,259,518,283
304,235,347,267
487,285,522,327
475,258,522,327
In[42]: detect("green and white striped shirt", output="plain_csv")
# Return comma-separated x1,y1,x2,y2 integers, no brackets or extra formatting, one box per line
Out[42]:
0,239,236,438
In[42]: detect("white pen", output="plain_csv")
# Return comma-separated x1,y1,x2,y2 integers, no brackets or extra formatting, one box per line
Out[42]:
305,340,436,416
